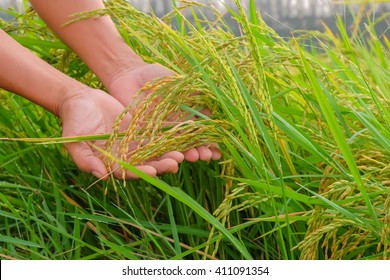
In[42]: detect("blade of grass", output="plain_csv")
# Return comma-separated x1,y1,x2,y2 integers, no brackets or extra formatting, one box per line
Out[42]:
296,40,380,230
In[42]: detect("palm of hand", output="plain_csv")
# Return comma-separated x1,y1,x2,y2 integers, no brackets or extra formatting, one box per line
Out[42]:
106,63,221,162
60,89,183,179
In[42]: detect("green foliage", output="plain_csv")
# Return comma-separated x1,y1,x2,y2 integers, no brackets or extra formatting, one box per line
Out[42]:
0,0,389,260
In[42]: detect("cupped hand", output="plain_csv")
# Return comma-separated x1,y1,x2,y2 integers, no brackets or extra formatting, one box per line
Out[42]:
105,62,221,162
58,88,184,179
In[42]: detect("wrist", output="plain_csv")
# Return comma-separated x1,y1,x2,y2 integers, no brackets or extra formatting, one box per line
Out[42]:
94,44,146,87
56,85,91,119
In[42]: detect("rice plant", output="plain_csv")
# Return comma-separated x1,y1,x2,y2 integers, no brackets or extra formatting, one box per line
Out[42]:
0,0,389,260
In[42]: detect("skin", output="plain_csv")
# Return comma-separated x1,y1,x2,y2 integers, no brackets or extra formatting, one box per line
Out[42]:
0,0,221,180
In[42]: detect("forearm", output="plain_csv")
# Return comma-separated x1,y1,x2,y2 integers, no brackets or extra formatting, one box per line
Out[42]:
29,0,144,87
0,29,85,116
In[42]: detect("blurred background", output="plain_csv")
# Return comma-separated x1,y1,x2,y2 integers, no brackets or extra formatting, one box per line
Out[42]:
1,0,390,36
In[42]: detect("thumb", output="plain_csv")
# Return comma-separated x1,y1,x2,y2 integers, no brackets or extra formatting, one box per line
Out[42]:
64,142,108,179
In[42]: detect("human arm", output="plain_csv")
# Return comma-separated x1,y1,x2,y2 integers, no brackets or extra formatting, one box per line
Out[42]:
28,0,143,91
0,28,81,116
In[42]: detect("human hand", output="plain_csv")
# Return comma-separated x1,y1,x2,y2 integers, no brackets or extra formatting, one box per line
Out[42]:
28,0,220,162
105,61,222,162
58,88,184,179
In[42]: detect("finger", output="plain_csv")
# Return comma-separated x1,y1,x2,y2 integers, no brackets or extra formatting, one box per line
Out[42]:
112,163,157,180
210,144,222,160
196,145,213,161
183,148,200,162
200,108,211,116
146,158,180,175
64,142,108,179
122,142,185,164
154,151,184,163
